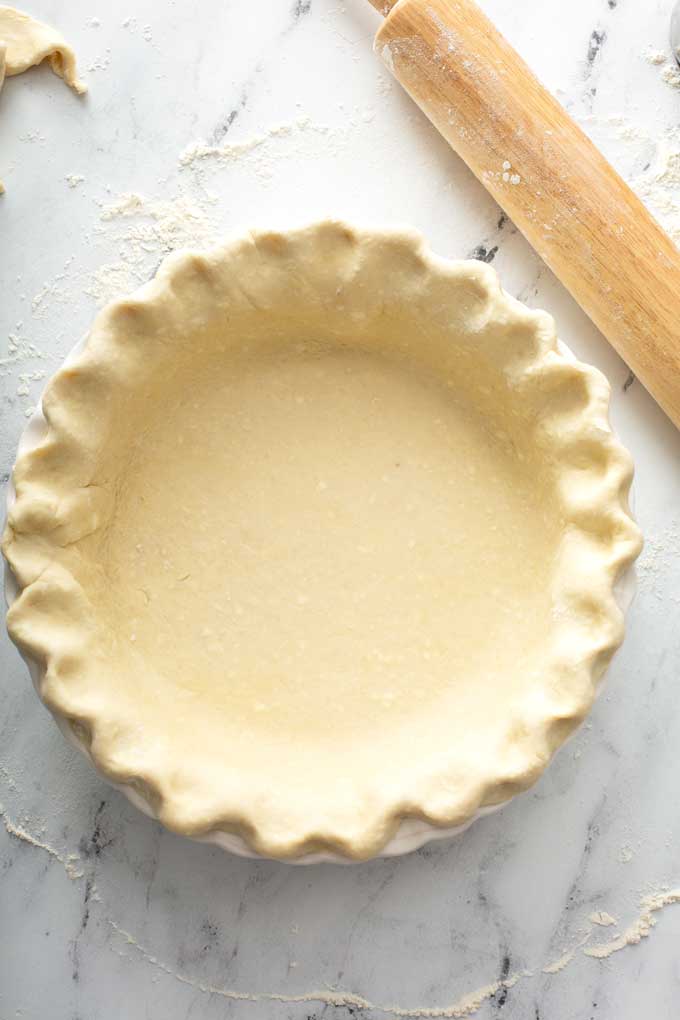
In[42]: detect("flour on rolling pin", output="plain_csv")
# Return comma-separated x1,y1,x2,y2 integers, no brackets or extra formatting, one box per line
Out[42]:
369,0,680,430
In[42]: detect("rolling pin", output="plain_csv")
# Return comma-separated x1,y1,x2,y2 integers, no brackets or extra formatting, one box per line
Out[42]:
367,0,680,428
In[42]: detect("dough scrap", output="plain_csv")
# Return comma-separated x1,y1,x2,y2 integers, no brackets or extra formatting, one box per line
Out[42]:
0,6,86,93
0,6,86,191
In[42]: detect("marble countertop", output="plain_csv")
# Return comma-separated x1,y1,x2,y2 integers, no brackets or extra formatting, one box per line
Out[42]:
2,1,680,1017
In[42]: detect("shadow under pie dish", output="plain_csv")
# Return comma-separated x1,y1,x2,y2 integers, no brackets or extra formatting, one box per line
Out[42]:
3,222,642,862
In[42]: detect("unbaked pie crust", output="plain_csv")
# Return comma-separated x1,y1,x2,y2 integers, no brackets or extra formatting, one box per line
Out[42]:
3,222,642,860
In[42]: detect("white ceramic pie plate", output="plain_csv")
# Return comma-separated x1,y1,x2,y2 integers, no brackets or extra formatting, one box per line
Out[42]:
3,330,637,864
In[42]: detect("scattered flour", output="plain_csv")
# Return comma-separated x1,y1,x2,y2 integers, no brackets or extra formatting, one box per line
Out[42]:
618,844,635,864
542,935,590,975
0,804,84,880
79,116,353,306
589,911,618,927
376,73,392,96
584,889,680,959
661,64,680,89
7,112,360,327
3,798,680,1017
16,369,45,397
85,262,138,307
2,791,534,1018
1,331,48,372
87,50,111,73
636,523,680,602
1,330,51,412
19,129,46,145
178,116,343,184
634,143,680,245
583,111,680,249
643,47,680,89
0,763,18,790
32,275,73,317
84,191,216,306
645,48,668,66
108,917,526,1019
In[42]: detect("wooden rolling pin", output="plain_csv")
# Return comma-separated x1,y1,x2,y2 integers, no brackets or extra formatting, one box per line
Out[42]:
367,0,680,428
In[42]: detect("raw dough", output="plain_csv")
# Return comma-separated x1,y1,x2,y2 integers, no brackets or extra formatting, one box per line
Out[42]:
0,6,86,92
0,5,85,190
3,223,642,860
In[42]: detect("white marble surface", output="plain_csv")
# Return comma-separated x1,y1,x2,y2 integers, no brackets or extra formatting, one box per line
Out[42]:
2,1,680,1017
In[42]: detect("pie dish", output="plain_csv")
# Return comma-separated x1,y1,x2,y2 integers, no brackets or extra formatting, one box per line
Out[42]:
3,222,642,861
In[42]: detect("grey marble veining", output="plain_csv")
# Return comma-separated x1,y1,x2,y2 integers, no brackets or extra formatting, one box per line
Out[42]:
2,2,680,1018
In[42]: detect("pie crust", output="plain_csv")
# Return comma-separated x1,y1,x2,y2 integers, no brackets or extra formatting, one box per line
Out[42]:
3,223,642,861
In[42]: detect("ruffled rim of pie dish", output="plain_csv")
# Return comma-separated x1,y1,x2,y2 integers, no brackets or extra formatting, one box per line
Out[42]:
3,222,642,861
